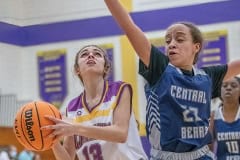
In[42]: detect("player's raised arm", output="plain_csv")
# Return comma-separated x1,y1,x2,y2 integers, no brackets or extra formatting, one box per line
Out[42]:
224,60,240,81
104,0,151,66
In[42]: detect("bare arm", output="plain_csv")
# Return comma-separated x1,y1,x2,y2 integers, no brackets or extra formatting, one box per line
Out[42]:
208,111,215,151
76,85,132,143
43,86,132,143
104,0,151,66
51,136,76,160
224,59,240,81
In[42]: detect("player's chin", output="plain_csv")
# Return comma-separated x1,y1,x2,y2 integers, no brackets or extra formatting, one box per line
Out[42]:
169,60,181,67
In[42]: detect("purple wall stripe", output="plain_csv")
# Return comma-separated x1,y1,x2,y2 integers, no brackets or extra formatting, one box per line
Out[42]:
0,22,26,45
22,16,121,46
0,0,239,46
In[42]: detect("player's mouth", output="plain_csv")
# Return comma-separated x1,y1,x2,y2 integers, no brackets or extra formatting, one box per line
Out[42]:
86,60,96,64
169,51,177,56
224,92,232,96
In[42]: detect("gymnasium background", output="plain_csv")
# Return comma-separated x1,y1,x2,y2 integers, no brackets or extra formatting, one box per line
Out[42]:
0,0,240,159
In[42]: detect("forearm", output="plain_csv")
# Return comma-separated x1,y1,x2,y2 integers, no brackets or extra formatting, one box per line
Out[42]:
224,59,240,81
104,0,135,34
104,0,151,65
52,142,73,160
75,124,128,143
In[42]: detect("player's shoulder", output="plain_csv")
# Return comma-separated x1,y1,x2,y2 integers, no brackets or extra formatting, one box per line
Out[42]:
67,95,82,111
201,64,228,76
108,81,131,88
107,81,132,96
212,106,222,120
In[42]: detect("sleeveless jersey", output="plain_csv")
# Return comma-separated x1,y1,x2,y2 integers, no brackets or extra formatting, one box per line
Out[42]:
145,64,212,152
213,106,240,160
67,81,148,160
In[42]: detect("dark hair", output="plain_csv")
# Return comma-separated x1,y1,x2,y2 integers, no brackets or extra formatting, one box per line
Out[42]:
236,76,240,104
177,22,203,64
74,45,112,83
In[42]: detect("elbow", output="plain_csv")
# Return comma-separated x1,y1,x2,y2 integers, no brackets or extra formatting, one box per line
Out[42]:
118,136,127,143
116,130,128,143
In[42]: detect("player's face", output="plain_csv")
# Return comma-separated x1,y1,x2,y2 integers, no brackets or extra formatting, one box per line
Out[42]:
77,46,105,77
221,78,240,102
165,24,200,70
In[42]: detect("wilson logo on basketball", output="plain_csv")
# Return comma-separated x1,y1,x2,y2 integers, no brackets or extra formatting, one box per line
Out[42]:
25,109,35,141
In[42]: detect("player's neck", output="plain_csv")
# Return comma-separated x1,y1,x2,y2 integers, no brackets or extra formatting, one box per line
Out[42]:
84,79,105,101
222,101,239,111
222,103,239,122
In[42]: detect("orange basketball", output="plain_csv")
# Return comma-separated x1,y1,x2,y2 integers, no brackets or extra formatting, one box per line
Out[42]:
13,101,62,151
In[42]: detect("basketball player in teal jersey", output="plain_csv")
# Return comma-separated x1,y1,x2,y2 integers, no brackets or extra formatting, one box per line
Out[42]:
104,0,240,159
42,45,148,160
211,77,240,160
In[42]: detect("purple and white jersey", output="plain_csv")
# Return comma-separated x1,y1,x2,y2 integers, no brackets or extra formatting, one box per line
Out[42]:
67,81,148,160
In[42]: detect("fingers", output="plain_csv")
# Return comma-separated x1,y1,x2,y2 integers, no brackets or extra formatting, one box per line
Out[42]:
41,122,64,131
41,118,74,138
42,126,63,140
41,116,64,130
41,124,55,130
41,124,67,137
48,129,62,138
44,115,62,123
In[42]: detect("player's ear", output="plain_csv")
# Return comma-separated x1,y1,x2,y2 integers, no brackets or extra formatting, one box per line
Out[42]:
103,64,110,76
194,43,201,54
75,67,81,75
104,65,109,72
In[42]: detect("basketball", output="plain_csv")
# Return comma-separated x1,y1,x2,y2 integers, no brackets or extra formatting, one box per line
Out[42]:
13,101,62,151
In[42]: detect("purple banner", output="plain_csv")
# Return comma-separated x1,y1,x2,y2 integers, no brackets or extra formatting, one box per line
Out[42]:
101,44,114,81
196,30,228,68
37,49,67,108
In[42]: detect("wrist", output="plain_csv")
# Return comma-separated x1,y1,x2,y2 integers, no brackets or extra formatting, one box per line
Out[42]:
51,141,62,150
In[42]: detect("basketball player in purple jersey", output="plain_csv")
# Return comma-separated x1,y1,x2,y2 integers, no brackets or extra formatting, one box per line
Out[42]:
42,45,148,160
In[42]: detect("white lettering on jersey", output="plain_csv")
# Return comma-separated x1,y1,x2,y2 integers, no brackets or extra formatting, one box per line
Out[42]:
181,126,208,139
171,85,207,104
217,132,240,141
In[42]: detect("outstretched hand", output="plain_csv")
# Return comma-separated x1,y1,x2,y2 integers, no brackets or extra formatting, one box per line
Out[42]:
41,115,76,141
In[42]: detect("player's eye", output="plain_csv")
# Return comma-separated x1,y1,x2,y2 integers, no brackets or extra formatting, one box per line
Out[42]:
79,52,89,58
222,84,227,88
165,39,171,44
93,52,103,57
231,83,238,88
177,38,184,43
